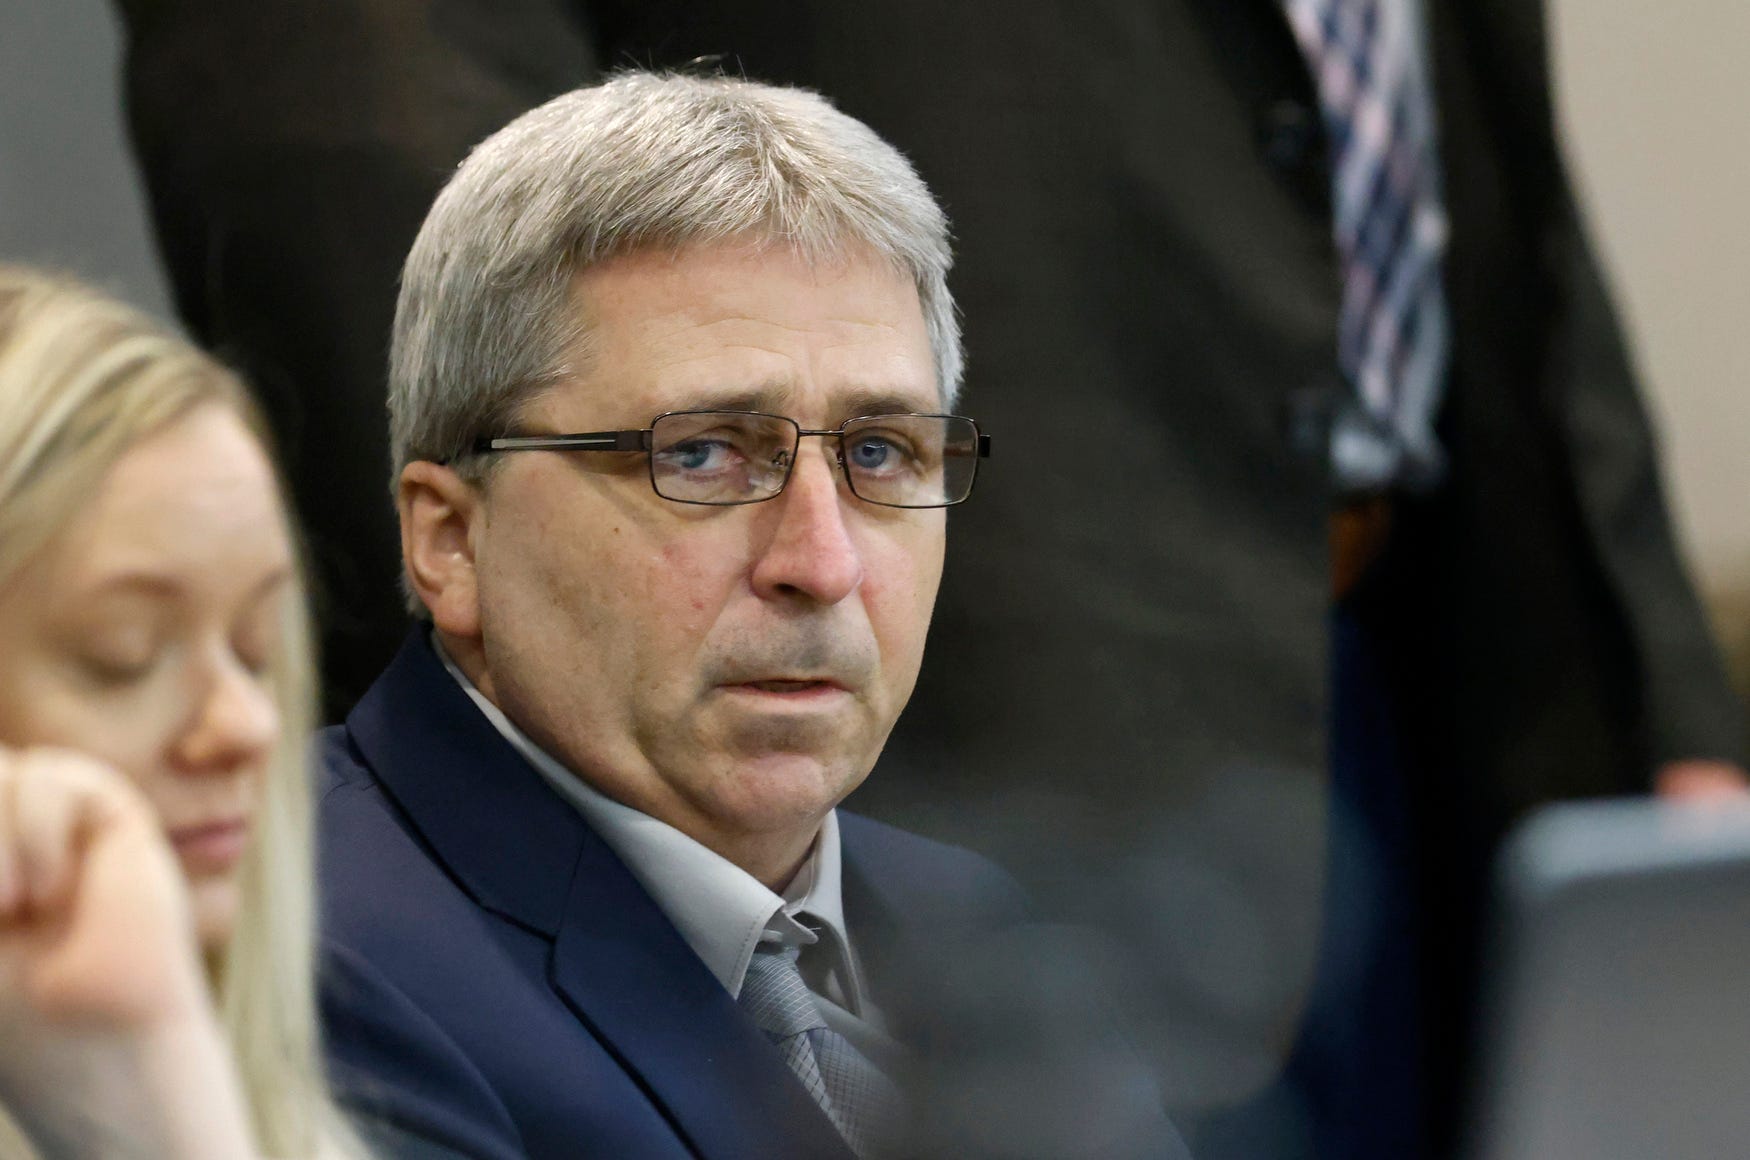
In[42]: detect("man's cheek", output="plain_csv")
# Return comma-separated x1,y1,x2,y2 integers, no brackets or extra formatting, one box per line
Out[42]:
655,542,732,620
867,538,943,628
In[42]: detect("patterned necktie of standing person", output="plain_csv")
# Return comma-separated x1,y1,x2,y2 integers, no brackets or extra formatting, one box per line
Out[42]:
1282,0,1451,492
739,942,904,1157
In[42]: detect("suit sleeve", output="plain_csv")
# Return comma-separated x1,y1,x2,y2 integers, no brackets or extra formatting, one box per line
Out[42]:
113,0,601,710
1537,192,1748,769
1489,1,1749,770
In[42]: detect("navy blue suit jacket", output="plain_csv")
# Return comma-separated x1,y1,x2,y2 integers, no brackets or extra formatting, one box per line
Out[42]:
315,634,1038,1158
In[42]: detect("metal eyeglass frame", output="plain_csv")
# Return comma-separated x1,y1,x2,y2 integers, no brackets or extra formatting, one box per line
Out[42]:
468,409,992,508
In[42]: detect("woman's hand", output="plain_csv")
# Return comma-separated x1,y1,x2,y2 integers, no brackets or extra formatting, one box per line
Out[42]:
0,746,205,1025
0,746,256,1158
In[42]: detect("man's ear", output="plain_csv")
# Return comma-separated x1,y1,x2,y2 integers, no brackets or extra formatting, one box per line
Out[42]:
399,461,485,640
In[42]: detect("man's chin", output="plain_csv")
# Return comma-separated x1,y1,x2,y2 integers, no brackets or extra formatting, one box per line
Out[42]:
697,748,870,828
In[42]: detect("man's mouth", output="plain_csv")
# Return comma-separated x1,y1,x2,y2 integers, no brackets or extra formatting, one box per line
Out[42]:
741,678,839,694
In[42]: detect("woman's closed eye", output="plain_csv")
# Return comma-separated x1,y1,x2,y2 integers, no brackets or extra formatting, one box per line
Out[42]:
72,627,166,687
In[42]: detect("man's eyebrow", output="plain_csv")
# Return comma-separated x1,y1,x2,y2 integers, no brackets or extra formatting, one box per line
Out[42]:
665,382,942,420
836,389,942,418
676,379,796,414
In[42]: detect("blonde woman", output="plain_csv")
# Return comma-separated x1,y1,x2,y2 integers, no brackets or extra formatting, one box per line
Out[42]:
0,267,363,1158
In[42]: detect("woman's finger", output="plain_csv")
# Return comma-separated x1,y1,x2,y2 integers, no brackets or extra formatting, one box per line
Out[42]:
19,750,148,913
13,753,84,916
2,750,148,920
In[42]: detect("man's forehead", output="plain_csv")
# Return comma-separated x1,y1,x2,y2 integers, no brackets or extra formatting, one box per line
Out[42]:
544,247,941,419
572,252,921,337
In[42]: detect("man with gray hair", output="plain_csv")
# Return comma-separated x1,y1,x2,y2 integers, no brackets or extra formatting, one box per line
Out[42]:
316,72,1182,1159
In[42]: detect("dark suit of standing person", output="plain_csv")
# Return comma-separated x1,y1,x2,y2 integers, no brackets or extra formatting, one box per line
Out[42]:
118,1,1748,1155
309,73,1185,1159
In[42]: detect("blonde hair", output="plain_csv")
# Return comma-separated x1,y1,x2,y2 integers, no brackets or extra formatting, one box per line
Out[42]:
0,266,362,1157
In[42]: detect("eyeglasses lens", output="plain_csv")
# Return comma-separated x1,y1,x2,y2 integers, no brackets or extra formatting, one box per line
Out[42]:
840,415,977,507
649,412,796,504
648,412,978,507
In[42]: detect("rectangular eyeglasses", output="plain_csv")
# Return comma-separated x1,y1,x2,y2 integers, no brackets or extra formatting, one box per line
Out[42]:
470,410,991,508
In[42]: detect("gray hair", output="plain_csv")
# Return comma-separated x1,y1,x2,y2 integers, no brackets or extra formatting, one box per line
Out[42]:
388,70,962,490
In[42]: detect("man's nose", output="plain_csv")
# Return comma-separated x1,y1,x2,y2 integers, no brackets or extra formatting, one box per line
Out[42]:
171,652,281,775
749,445,864,605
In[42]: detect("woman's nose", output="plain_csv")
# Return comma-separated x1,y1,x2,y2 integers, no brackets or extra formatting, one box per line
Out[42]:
171,656,280,775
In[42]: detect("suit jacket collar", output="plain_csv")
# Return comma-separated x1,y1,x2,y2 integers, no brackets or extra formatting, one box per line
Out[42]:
345,631,582,935
346,632,853,1160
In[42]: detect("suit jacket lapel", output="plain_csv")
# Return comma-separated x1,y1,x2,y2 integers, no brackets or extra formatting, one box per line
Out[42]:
348,633,852,1160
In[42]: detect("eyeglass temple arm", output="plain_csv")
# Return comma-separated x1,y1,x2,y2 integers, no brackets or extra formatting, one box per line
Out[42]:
473,430,653,454
941,433,991,457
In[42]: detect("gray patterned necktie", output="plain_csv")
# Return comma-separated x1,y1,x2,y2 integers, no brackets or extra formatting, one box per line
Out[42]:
739,943,902,1157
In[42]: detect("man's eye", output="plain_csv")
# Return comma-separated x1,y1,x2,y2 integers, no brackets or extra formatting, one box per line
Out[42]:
661,438,737,472
848,433,917,473
849,437,892,469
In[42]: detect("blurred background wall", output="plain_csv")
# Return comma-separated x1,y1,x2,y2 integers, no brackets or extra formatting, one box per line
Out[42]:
3,0,1747,707
1,1,173,319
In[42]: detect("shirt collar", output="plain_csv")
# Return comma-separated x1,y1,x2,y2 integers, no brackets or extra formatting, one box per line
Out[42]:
431,635,863,1007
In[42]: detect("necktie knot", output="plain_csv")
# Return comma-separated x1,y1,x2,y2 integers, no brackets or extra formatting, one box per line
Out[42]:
741,944,828,1041
738,942,904,1157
